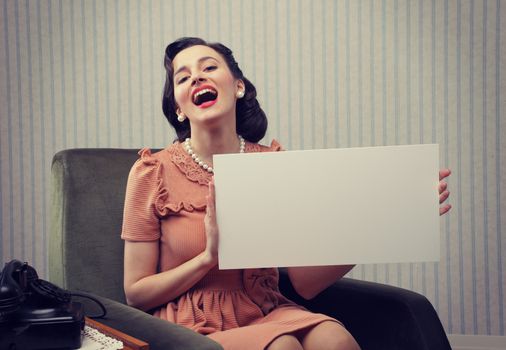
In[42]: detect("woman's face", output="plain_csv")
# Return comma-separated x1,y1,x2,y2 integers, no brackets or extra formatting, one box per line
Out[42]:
172,45,244,129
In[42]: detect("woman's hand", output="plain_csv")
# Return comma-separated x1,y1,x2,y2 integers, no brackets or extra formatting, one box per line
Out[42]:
439,169,452,216
204,178,219,266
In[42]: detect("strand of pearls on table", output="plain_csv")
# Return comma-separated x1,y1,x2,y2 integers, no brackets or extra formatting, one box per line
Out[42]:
184,135,245,173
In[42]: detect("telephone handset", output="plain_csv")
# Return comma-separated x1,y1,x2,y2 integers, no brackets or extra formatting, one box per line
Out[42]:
0,260,71,317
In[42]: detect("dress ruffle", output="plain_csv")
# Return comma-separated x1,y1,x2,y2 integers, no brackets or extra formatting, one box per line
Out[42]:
155,186,207,216
137,147,207,217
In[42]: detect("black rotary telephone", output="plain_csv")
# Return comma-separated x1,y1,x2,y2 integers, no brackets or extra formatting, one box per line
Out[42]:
0,260,72,314
0,260,87,350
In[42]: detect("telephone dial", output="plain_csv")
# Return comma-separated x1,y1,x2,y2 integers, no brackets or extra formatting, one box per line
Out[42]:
0,259,85,350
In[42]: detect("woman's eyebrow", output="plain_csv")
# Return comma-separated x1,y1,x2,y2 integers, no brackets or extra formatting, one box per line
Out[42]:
174,56,219,77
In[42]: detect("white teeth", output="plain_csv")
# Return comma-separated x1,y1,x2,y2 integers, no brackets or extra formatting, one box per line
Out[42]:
193,88,217,102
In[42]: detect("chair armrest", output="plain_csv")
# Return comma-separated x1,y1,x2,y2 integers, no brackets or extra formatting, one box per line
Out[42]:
74,291,223,350
279,271,451,350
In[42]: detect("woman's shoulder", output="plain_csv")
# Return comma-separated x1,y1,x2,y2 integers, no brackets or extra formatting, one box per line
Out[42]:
247,139,283,153
127,143,179,178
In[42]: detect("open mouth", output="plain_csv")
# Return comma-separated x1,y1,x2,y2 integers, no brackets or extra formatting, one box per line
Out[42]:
193,88,218,106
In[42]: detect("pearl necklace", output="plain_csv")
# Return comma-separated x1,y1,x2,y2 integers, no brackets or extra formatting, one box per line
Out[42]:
184,135,245,173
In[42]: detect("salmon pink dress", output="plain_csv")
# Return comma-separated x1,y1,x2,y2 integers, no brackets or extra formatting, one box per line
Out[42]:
121,140,341,349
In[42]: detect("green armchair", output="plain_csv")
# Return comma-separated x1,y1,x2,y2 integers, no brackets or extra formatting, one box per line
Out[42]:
49,148,451,350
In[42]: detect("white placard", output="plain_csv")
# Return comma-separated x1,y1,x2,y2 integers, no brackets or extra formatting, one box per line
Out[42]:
213,144,440,269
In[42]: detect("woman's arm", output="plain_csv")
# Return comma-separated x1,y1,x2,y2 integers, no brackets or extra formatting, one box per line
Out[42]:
286,265,355,300
124,180,219,311
123,241,215,311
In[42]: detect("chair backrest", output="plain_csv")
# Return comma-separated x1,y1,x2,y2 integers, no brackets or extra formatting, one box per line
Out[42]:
49,148,156,303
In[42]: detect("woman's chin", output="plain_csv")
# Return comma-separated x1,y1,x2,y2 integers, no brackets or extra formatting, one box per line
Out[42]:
192,108,235,127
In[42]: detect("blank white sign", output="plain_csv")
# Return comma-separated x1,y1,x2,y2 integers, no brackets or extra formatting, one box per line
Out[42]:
213,144,440,270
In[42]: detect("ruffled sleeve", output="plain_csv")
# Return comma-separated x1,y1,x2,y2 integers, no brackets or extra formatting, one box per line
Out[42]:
268,139,283,152
121,148,162,241
246,139,284,153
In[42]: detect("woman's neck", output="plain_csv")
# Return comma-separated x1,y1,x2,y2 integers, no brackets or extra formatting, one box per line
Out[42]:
188,126,242,165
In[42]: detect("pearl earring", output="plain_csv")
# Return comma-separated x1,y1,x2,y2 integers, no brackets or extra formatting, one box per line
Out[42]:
177,113,186,122
236,90,245,99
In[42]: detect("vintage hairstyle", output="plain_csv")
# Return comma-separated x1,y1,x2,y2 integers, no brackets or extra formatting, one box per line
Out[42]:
162,37,268,142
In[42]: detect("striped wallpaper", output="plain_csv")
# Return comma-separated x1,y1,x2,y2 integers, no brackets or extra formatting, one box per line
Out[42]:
0,0,504,336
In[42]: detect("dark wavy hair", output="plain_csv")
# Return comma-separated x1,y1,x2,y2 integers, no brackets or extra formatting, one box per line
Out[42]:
162,37,268,142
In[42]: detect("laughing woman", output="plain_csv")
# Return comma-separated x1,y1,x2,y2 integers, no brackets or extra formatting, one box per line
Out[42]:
121,37,451,350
